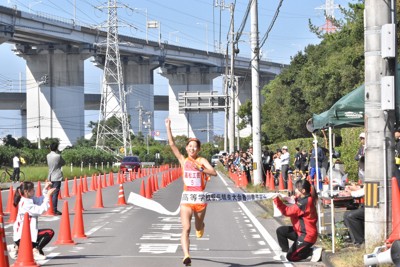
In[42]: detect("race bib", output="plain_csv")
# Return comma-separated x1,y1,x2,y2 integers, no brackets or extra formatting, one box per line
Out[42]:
183,171,201,186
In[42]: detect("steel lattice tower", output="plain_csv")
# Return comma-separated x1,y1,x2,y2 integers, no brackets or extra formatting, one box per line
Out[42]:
317,0,338,33
96,0,132,156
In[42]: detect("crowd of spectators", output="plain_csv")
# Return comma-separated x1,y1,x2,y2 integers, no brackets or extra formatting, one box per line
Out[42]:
218,142,329,187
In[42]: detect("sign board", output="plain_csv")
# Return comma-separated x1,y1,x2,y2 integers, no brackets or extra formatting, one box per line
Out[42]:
178,91,227,113
147,21,159,28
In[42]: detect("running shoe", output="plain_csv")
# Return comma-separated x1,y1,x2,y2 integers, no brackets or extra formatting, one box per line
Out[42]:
183,255,191,266
310,247,323,262
196,223,205,238
33,248,46,261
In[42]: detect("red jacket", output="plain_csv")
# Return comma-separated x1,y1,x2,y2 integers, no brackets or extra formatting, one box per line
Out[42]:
274,194,318,244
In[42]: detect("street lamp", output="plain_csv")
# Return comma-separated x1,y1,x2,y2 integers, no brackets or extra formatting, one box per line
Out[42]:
196,22,208,53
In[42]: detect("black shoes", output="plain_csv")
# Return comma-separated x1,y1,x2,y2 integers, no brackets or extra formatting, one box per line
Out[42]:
54,210,62,215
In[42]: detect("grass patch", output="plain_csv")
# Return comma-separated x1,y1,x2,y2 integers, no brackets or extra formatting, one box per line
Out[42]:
5,166,119,182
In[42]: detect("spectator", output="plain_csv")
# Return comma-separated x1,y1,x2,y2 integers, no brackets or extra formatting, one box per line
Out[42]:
46,142,65,215
273,150,282,186
11,152,21,182
9,181,56,260
281,146,290,189
262,149,273,185
273,179,322,262
300,149,308,174
309,140,325,191
241,151,252,184
342,184,365,247
355,132,365,183
294,147,302,171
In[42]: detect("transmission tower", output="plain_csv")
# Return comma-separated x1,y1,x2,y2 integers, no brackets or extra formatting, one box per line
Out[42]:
317,0,339,33
96,0,132,156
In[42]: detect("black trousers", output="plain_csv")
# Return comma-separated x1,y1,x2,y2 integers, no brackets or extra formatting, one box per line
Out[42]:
281,164,289,189
51,181,62,212
12,168,20,181
344,206,365,244
276,226,313,262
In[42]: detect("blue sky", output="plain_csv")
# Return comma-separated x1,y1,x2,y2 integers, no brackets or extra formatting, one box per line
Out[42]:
0,0,354,140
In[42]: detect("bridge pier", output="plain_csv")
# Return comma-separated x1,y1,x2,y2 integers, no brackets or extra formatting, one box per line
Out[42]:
122,57,158,134
14,44,94,148
160,66,219,143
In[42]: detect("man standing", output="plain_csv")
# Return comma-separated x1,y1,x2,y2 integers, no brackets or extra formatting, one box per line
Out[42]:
11,152,20,182
280,146,290,189
47,142,65,215
309,140,325,191
354,132,365,184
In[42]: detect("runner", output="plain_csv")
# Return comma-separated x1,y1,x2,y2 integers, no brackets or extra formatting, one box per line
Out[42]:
165,118,217,266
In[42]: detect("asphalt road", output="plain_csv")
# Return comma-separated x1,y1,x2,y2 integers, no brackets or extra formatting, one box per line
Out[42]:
1,170,324,267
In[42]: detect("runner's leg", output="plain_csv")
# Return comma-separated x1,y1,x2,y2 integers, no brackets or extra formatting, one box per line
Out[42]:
180,204,193,258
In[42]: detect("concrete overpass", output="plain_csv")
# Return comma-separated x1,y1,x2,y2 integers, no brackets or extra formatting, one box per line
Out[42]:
0,5,285,148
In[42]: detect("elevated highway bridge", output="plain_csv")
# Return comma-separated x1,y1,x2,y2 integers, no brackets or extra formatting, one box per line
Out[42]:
0,5,285,148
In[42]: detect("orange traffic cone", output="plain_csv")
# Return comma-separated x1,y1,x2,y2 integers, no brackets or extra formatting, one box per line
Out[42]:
90,174,96,191
54,201,76,245
108,172,114,187
288,174,293,192
140,180,146,197
387,177,400,243
7,202,17,224
73,185,84,212
116,184,127,206
5,186,14,214
278,173,285,191
269,173,275,191
72,191,87,239
11,213,39,267
83,175,88,193
145,177,152,199
153,175,159,192
63,178,70,198
92,185,104,209
43,197,55,216
35,181,42,197
0,215,10,267
71,177,77,196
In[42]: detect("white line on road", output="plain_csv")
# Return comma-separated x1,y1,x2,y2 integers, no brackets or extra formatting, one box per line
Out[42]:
217,172,293,267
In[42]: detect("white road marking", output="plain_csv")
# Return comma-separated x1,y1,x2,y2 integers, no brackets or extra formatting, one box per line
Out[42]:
138,243,180,254
217,172,293,267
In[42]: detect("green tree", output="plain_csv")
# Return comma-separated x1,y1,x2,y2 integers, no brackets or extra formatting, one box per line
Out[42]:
261,2,364,143
3,134,18,147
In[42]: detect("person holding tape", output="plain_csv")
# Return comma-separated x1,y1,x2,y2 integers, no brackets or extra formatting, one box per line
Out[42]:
165,118,217,266
273,179,322,262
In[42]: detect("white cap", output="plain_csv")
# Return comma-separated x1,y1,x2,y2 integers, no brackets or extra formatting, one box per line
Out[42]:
359,132,365,138
312,140,318,144
282,146,288,150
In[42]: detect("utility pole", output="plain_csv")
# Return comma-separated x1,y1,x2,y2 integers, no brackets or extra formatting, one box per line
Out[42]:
143,111,152,154
95,0,132,156
136,101,143,133
228,2,236,153
37,74,48,149
364,0,394,250
215,0,230,152
250,0,262,185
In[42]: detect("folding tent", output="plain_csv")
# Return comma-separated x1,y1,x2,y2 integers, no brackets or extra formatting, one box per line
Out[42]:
306,84,365,253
